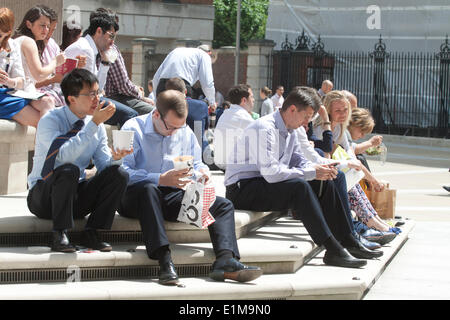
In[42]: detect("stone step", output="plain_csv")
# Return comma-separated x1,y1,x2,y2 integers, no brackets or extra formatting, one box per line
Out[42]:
0,171,282,246
0,217,319,284
0,219,415,299
0,210,281,247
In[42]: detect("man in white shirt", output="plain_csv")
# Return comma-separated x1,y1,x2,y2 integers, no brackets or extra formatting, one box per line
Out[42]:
317,80,333,98
213,84,255,170
153,46,216,109
65,12,137,127
224,88,380,269
270,85,284,109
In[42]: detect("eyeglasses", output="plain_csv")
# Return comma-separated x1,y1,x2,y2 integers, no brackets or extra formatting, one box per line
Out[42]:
105,31,117,41
78,89,101,99
160,115,186,132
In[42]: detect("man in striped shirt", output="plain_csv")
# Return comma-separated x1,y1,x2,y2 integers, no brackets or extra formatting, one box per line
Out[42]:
104,45,155,115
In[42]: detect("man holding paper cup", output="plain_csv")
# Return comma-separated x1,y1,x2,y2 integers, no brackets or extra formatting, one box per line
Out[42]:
119,90,262,285
27,69,132,253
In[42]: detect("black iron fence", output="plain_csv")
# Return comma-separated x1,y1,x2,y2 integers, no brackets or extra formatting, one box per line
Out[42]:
272,33,450,138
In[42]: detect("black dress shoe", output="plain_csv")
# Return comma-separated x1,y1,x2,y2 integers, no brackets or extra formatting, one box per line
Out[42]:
159,261,179,285
346,240,383,259
323,249,367,268
209,258,263,283
80,229,112,252
51,230,77,253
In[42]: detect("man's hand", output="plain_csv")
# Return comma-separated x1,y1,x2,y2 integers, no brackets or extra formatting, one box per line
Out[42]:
110,147,134,161
197,168,210,184
92,101,116,126
314,164,338,180
159,168,192,189
76,55,87,69
142,97,155,105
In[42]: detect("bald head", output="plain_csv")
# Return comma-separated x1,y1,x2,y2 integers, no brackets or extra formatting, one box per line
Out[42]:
156,89,188,118
321,80,333,94
342,90,358,109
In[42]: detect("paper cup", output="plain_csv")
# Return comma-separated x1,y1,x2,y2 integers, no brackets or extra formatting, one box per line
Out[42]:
173,155,194,170
112,130,134,151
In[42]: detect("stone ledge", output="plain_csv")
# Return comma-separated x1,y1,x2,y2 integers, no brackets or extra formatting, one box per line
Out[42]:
0,218,318,284
0,219,415,299
0,211,281,246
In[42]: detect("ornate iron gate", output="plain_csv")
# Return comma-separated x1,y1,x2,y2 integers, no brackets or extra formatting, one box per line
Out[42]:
272,31,450,138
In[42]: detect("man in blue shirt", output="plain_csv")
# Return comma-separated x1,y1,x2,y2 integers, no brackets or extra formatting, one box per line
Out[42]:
118,90,262,285
225,88,376,269
27,69,132,253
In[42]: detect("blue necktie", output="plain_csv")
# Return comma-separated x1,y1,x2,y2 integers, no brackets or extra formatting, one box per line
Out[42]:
41,120,84,181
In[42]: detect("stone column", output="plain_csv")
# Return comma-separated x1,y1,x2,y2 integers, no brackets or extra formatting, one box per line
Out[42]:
246,39,275,114
131,38,157,88
0,121,36,195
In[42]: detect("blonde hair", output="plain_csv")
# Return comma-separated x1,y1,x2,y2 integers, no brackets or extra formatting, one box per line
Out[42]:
349,108,375,134
260,86,272,97
313,90,351,140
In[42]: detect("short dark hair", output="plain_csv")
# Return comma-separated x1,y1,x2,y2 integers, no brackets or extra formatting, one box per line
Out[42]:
281,88,314,112
60,69,98,105
293,86,321,113
86,12,119,36
227,84,251,105
156,90,188,119
165,77,186,93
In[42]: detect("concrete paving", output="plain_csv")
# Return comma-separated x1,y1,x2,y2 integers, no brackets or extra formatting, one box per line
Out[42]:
363,137,450,300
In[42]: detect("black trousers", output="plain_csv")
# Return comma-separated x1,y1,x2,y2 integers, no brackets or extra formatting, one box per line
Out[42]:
27,164,129,231
119,181,240,260
226,177,353,246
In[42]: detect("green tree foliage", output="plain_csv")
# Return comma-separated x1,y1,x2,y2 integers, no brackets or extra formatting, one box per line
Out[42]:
213,0,269,49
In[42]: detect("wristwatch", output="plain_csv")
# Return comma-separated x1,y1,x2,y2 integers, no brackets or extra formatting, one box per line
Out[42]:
101,61,112,66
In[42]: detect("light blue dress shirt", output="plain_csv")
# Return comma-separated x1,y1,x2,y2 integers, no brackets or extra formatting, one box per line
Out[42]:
121,111,208,186
224,110,317,186
28,106,121,189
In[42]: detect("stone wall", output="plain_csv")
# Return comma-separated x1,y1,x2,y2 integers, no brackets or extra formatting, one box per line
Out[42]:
1,0,63,44
212,47,248,101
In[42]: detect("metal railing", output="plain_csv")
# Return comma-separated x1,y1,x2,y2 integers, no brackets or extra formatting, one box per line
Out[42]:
272,32,450,138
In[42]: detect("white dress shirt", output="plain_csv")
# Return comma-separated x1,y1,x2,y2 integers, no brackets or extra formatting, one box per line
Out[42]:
271,93,284,109
152,47,216,105
224,110,316,186
64,35,110,91
213,104,254,170
296,126,334,165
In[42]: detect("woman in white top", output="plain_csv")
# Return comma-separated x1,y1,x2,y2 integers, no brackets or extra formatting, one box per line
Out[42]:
0,7,56,127
13,6,65,97
259,86,274,116
313,91,395,233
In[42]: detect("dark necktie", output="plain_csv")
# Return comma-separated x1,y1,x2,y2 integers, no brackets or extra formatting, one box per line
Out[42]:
95,53,101,69
41,120,85,181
